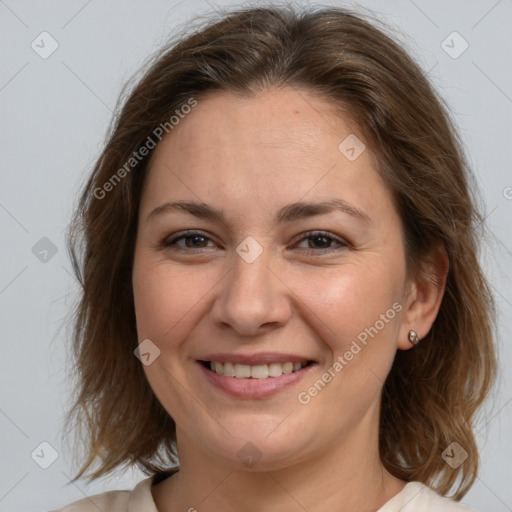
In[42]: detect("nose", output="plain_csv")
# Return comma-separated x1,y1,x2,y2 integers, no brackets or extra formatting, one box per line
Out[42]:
210,245,292,337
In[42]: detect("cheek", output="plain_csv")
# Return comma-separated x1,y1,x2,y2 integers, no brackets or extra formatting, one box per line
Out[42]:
289,259,403,375
133,261,195,339
290,262,403,425
132,261,206,406
298,260,400,328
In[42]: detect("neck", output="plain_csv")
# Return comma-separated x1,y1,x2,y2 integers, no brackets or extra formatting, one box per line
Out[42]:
151,406,406,512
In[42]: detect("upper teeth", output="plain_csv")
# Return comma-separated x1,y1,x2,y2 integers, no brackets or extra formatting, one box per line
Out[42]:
210,361,307,379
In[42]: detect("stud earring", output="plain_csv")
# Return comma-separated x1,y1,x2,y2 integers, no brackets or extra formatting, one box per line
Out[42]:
408,329,420,346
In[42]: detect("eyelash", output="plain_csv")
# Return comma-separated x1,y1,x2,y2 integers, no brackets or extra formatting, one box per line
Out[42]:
161,230,350,255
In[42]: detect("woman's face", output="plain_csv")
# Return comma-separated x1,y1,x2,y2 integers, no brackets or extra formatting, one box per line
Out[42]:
132,87,414,471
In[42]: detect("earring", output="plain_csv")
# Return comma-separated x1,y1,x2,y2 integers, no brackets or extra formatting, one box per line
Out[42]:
408,329,420,346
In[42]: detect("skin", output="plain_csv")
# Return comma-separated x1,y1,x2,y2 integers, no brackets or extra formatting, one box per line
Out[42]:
132,87,448,512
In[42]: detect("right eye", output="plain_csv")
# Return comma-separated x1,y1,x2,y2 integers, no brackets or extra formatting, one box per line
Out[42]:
162,230,218,251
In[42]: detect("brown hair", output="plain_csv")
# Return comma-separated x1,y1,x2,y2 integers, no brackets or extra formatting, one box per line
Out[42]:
64,4,497,499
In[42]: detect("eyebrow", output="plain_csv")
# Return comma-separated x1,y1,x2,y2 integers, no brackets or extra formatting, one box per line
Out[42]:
146,198,371,226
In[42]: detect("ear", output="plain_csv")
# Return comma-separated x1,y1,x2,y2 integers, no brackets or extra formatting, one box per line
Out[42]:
397,244,449,350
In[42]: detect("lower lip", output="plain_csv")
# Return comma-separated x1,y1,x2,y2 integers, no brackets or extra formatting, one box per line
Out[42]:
197,362,316,399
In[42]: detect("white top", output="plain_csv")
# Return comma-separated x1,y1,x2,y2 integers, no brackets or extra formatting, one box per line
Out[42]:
49,476,476,512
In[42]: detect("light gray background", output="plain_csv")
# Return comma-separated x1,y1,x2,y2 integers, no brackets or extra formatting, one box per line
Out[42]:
1,0,511,511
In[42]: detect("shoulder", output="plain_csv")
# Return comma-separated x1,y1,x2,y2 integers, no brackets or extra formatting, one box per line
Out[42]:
378,481,478,512
48,490,130,512
48,476,155,512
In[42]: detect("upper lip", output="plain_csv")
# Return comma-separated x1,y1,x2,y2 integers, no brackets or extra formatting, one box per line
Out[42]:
198,352,316,365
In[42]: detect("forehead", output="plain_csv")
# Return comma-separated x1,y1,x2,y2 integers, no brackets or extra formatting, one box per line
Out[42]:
141,87,392,226
154,87,363,160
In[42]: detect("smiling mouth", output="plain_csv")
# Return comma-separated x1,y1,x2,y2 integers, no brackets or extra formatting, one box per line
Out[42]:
199,360,315,379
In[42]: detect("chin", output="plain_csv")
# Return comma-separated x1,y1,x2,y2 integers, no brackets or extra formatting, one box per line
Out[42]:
193,419,316,472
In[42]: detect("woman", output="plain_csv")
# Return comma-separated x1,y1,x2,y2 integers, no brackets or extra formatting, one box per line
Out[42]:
53,5,496,511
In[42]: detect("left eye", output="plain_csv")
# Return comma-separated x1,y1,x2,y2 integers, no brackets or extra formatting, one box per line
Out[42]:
294,231,347,252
